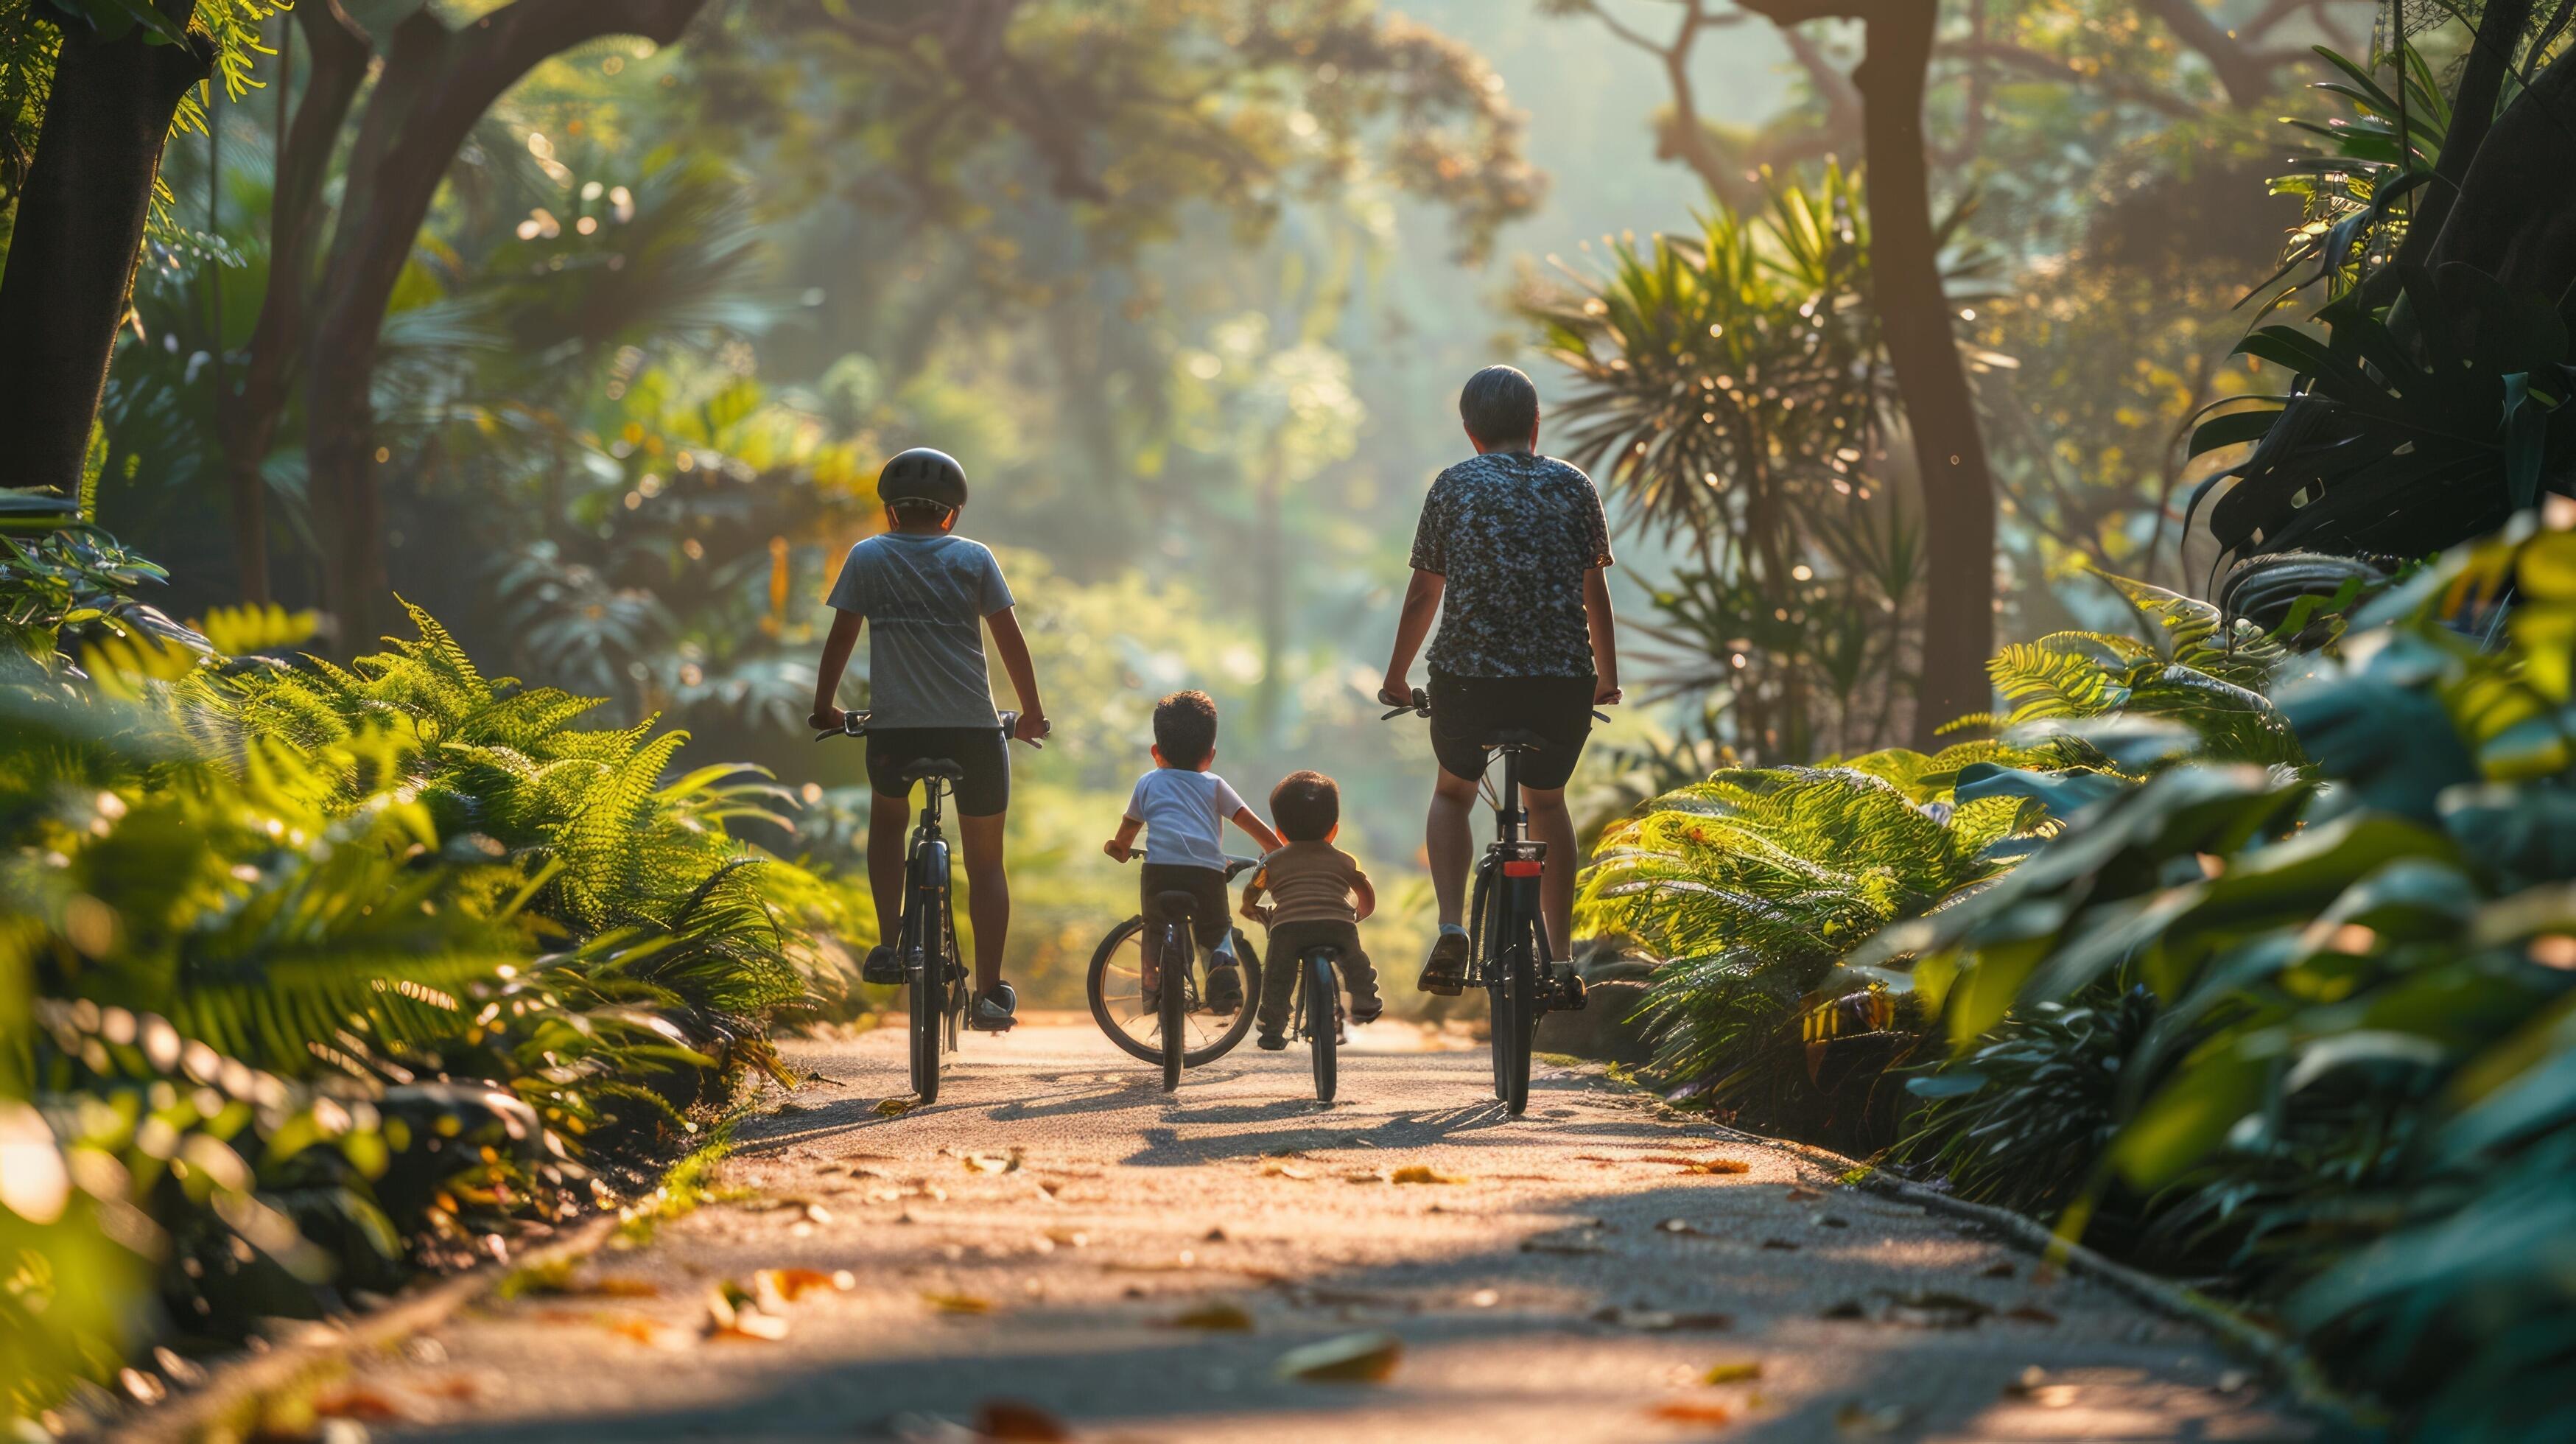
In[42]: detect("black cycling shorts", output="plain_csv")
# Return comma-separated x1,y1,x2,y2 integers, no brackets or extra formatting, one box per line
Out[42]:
1427,670,1596,791
866,726,1009,816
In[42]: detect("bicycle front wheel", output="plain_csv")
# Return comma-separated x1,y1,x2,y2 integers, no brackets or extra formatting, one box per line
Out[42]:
1085,918,1260,1067
1501,947,1536,1117
1307,952,1338,1103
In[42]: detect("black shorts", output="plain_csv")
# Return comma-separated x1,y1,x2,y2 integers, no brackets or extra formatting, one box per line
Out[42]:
1140,863,1233,948
1427,670,1596,791
866,726,1008,816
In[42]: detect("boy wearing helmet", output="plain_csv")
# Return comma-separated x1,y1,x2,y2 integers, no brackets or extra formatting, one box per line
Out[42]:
810,447,1050,1032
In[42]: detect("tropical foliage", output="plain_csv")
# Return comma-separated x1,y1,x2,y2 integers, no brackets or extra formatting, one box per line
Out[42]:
0,504,854,1423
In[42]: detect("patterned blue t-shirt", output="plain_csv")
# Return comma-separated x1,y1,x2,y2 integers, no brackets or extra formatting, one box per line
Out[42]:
1408,451,1614,679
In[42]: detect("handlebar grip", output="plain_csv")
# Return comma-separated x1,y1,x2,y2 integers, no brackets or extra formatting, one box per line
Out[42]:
1591,709,1613,723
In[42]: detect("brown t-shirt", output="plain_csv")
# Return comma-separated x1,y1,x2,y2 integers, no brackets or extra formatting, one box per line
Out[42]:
1254,841,1365,925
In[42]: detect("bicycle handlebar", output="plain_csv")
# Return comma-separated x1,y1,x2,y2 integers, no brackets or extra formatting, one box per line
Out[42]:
814,709,1034,744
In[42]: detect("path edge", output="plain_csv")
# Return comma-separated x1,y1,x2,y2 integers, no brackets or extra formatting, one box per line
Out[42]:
1547,1059,2385,1436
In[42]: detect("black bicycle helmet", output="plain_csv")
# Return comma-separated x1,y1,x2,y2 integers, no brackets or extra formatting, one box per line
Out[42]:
877,446,969,510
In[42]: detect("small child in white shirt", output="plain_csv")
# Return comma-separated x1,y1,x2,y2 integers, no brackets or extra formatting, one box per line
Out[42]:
1101,690,1281,1015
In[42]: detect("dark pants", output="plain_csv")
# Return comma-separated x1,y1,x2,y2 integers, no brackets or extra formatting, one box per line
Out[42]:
1258,919,1377,1033
1140,863,1232,948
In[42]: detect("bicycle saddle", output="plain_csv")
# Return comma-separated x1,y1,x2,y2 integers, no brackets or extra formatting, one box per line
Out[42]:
904,758,967,782
1484,728,1550,753
1154,890,1201,919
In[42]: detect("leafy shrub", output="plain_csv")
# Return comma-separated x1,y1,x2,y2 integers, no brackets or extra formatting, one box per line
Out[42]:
1,511,856,1422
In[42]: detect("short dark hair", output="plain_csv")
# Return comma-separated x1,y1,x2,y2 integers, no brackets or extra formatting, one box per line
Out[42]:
1152,690,1218,768
1271,771,1340,842
886,498,955,528
1459,365,1540,448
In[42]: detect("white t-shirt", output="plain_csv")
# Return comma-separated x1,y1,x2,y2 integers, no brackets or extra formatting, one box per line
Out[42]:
1125,768,1246,870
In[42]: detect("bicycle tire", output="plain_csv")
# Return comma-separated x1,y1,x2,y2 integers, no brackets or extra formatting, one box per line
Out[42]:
1084,918,1261,1066
941,896,962,1052
908,943,940,1104
1307,950,1338,1103
1473,866,1511,1102
1502,942,1536,1117
1159,923,1187,1093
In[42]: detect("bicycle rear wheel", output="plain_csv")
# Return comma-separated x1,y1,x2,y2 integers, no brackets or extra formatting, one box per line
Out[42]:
1159,924,1187,1092
1085,919,1261,1066
1306,951,1338,1103
908,945,940,1104
1501,944,1536,1116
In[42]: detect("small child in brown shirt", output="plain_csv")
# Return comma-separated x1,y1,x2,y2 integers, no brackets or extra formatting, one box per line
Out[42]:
1238,771,1382,1050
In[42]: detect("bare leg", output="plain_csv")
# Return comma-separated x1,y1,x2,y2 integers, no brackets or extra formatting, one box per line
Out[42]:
1427,766,1480,928
867,791,910,951
1526,783,1576,961
956,810,1009,995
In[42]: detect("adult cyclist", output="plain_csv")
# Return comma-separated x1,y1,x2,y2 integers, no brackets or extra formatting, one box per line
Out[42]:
1377,365,1621,997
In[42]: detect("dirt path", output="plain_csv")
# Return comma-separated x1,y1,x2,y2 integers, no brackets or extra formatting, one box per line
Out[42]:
359,1019,2314,1442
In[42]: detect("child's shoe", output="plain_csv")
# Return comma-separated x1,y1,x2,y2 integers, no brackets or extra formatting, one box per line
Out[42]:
1255,1024,1288,1051
1417,925,1469,995
1350,990,1384,1026
862,944,905,985
1204,961,1243,1016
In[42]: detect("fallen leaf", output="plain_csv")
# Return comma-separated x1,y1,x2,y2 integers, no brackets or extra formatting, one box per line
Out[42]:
1520,1235,1606,1256
1045,1229,1090,1248
1655,1218,1705,1236
973,1398,1073,1440
1981,1262,2016,1279
1167,1300,1255,1331
1701,1361,1763,1385
924,1291,994,1315
1811,1213,1850,1229
1818,1299,1868,1320
1204,1226,1229,1242
415,1375,480,1402
1341,1169,1391,1184
756,1267,852,1306
586,1275,661,1299
1645,1401,1733,1425
1883,1291,1993,1329
1390,1165,1466,1185
598,1312,694,1350
711,1311,790,1342
2003,1304,2059,1325
1835,1401,1908,1437
1760,1238,1801,1252
315,1387,404,1422
1276,1331,1403,1384
1785,1187,1823,1202
1257,1161,1313,1180
874,1096,917,1117
1674,1157,1750,1175
2002,1366,2049,1398
965,1151,1022,1175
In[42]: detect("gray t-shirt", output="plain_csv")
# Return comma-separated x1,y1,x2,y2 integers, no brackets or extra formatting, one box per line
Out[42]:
824,533,1015,729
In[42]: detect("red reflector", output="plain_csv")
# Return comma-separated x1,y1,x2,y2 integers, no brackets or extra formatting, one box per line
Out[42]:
1502,860,1545,877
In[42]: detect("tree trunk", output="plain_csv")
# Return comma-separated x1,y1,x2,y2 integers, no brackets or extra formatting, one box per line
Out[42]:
301,0,708,648
0,7,212,488
219,0,373,605
1854,4,1995,744
2393,0,2535,275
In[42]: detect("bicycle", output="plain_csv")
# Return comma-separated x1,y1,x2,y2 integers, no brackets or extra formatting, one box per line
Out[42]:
1086,855,1263,1091
813,709,1022,1104
1383,687,1595,1116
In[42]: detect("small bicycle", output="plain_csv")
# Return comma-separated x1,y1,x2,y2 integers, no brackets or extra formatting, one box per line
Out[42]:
1087,856,1262,1090
814,709,1021,1104
1383,687,1595,1116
